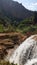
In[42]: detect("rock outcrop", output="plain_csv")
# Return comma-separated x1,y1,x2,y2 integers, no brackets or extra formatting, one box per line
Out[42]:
0,32,27,59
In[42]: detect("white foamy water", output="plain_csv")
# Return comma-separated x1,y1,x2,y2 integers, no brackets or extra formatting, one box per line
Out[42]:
25,58,37,65
8,35,37,65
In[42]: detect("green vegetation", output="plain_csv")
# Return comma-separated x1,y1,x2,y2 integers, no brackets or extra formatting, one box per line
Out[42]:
0,60,17,65
0,11,37,34
16,18,37,34
0,18,37,34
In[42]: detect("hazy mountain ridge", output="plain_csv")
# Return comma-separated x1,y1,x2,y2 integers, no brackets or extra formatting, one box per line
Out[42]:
0,0,37,33
0,0,33,20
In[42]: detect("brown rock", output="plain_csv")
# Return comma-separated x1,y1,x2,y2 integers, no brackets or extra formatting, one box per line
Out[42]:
0,32,27,59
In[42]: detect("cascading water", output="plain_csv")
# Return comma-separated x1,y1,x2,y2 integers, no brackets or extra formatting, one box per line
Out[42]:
8,35,37,65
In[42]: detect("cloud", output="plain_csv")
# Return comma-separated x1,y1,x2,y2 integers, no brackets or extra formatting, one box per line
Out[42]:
24,2,37,11
29,3,37,11
32,3,37,6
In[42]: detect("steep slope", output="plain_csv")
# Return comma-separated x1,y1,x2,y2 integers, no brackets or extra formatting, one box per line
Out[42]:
0,0,33,20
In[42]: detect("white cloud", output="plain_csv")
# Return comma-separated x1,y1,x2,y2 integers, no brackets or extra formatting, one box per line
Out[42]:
29,3,37,11
24,2,37,11
32,3,37,6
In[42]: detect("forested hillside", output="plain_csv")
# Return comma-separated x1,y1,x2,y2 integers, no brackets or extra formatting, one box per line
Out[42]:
0,0,37,34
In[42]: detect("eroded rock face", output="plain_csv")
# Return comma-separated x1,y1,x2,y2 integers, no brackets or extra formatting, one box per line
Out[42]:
0,32,27,59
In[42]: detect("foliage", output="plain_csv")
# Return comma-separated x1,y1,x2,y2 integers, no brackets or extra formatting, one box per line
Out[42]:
0,11,37,34
0,60,17,65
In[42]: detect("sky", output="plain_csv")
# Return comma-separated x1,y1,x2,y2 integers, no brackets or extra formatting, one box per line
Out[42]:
14,0,37,11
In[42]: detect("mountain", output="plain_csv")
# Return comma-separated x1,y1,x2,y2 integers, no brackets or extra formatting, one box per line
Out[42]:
0,0,37,33
0,0,33,20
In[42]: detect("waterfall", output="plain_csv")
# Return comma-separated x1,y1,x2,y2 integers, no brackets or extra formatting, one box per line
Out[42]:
25,58,37,65
9,35,37,65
